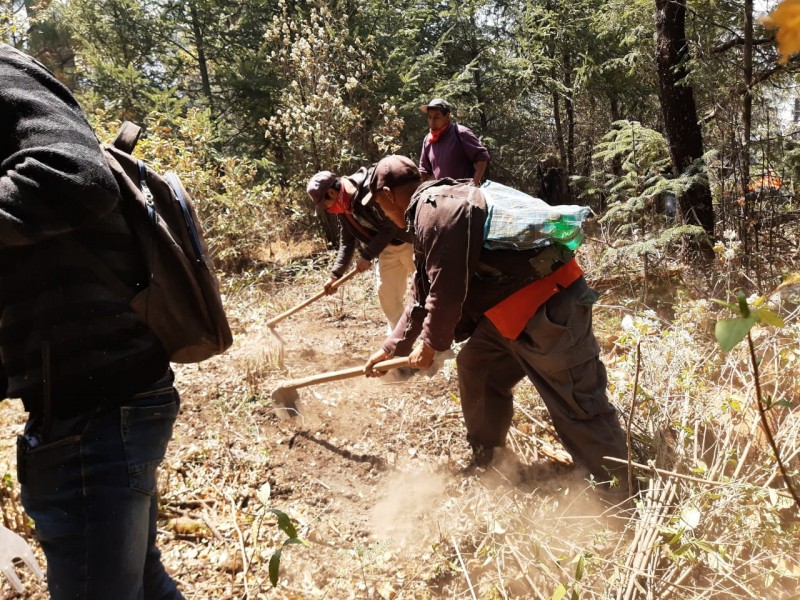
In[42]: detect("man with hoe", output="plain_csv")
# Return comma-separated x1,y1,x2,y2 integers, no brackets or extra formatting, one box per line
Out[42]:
307,167,415,332
363,155,630,496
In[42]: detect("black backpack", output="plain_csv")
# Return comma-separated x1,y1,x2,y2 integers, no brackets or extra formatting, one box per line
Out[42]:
97,122,233,363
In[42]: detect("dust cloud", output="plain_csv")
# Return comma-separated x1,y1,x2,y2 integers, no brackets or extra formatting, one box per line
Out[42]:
369,470,454,547
369,453,629,557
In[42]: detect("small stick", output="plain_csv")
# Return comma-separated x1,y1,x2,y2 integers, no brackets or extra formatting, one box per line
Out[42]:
201,510,225,542
747,332,800,509
225,492,250,596
452,536,478,600
626,341,641,497
605,456,729,486
508,543,547,600
604,456,793,498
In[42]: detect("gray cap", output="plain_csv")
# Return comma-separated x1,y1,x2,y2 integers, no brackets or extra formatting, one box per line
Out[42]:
420,98,453,114
306,171,337,205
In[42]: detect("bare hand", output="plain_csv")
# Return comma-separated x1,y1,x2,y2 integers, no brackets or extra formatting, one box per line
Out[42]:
323,276,339,295
409,341,435,369
356,257,373,273
364,349,392,377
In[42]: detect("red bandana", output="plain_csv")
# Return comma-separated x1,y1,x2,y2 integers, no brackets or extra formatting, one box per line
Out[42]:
428,126,447,143
326,187,352,214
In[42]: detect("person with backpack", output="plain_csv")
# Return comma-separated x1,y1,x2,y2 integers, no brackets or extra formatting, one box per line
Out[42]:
418,98,490,186
1,44,185,599
306,167,415,332
363,155,631,498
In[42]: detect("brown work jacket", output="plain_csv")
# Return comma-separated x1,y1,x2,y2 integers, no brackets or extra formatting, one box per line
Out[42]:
383,179,574,356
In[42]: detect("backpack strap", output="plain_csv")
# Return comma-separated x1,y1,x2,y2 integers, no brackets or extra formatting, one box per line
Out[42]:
113,121,143,154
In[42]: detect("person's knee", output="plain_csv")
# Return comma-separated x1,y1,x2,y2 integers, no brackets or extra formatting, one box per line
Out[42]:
455,345,483,373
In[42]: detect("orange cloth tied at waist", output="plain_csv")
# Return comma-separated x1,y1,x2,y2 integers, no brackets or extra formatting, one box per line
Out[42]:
484,258,583,339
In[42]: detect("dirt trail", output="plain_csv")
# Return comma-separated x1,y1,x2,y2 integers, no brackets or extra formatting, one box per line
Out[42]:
1,273,627,600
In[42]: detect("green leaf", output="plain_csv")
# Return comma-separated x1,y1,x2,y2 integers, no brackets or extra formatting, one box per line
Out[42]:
268,509,299,539
284,537,306,546
770,399,794,409
711,298,737,311
693,540,717,554
575,554,585,581
752,308,785,328
715,317,757,352
269,547,283,586
256,482,271,507
550,584,567,600
736,293,750,317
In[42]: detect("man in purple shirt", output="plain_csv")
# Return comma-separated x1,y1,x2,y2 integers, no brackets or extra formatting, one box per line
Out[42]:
418,98,490,186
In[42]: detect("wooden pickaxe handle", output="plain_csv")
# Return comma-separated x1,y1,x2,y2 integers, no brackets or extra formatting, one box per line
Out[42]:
275,357,410,391
266,267,360,328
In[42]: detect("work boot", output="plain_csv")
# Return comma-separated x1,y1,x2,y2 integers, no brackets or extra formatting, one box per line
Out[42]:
470,445,495,468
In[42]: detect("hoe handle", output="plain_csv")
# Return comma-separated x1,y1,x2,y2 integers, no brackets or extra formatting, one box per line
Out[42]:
277,357,410,391
266,267,360,328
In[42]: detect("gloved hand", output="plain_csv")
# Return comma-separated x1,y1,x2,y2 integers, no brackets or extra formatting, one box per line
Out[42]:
0,524,44,593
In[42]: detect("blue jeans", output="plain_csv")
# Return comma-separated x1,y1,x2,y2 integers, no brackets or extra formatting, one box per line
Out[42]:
17,375,184,600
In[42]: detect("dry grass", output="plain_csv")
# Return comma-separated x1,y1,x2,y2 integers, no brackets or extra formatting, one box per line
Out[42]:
2,235,800,599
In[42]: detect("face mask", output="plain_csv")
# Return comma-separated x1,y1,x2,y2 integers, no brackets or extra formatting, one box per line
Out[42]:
326,187,352,214
428,126,447,143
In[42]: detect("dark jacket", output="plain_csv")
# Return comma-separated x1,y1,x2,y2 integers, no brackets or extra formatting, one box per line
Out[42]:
330,166,414,278
0,44,167,416
384,179,575,356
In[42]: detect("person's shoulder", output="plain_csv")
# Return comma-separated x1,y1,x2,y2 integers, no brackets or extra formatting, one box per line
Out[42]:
0,43,24,69
414,181,479,227
0,44,38,68
454,123,477,136
345,166,370,187
0,44,56,81
415,178,472,202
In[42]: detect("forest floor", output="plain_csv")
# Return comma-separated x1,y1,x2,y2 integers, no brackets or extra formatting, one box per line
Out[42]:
1,241,797,599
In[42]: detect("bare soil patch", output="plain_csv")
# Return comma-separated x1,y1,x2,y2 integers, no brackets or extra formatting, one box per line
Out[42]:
0,268,655,599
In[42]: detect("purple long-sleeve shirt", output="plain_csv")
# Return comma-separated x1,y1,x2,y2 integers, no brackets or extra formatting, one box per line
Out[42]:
418,123,490,180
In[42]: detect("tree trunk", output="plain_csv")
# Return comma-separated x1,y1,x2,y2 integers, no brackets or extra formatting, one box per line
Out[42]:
551,80,567,168
741,0,753,251
563,46,576,181
189,0,214,112
654,0,714,236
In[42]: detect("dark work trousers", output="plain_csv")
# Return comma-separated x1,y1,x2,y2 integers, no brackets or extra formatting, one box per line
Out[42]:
17,372,184,600
456,279,629,485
